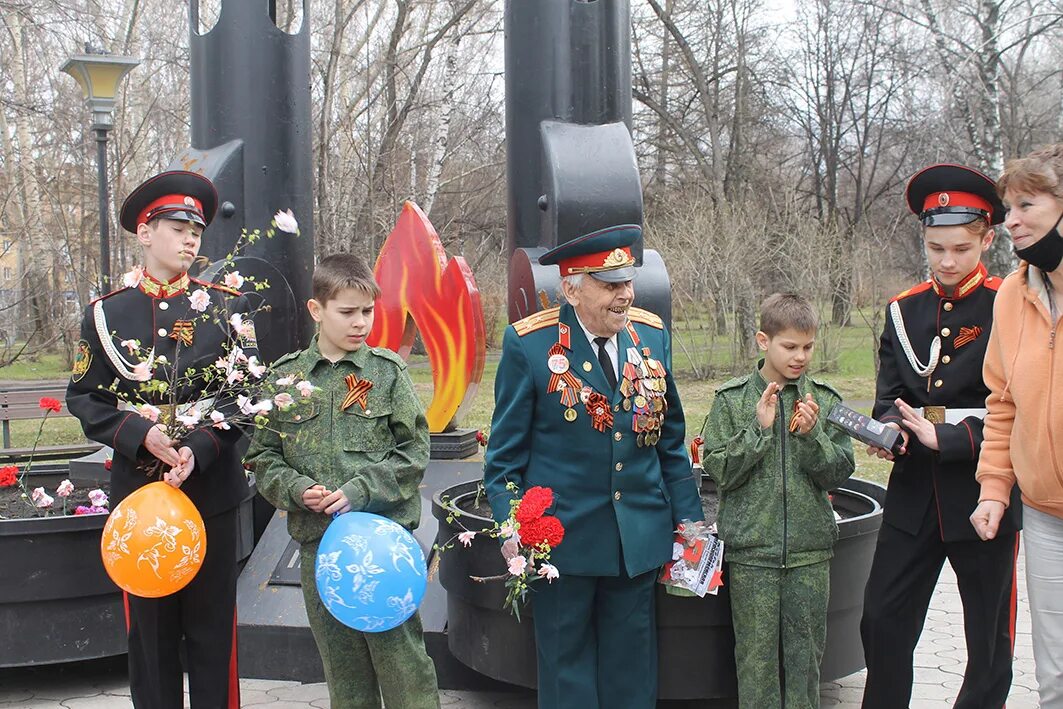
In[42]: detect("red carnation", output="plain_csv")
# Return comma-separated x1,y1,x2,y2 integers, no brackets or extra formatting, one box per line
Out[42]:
0,465,17,488
39,397,62,413
518,515,565,549
516,486,554,524
475,430,488,447
104,458,113,471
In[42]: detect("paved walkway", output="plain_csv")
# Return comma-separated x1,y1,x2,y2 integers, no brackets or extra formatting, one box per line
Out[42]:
0,543,1039,708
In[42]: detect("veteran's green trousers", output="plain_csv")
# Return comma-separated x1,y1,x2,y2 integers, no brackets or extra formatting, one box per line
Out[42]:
299,543,440,709
728,561,830,709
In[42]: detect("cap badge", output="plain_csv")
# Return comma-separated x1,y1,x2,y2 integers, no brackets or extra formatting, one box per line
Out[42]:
938,192,950,206
602,248,632,269
183,196,196,207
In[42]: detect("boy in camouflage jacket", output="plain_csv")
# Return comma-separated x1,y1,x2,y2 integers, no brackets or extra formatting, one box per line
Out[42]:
701,294,854,709
245,254,439,709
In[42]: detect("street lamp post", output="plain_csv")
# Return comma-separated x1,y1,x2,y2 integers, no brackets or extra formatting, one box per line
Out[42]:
61,50,139,293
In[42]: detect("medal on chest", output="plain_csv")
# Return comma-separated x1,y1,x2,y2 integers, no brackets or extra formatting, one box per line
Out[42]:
620,324,669,447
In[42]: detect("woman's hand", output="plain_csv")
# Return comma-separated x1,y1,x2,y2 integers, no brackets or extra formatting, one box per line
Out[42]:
971,500,1007,540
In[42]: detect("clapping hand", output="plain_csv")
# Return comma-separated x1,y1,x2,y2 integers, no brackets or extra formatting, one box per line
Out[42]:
757,382,780,430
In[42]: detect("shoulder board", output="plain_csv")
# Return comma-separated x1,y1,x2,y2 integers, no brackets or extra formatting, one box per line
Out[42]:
889,280,934,303
271,350,302,368
983,275,1002,292
808,377,843,400
370,346,408,369
627,307,663,329
190,276,240,296
715,374,752,394
513,307,560,337
89,286,131,305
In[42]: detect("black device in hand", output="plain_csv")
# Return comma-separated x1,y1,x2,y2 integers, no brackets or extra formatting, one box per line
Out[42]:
826,402,904,455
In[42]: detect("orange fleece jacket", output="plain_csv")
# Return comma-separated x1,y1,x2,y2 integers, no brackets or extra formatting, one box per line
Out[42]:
977,263,1063,518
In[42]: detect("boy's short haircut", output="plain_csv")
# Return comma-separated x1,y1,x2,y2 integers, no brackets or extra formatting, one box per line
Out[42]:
313,253,382,303
759,293,819,337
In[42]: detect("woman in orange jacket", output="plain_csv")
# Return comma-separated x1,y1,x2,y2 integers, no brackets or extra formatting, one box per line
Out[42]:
972,142,1063,707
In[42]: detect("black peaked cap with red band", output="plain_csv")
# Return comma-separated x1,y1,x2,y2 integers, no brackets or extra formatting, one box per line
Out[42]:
119,170,218,234
905,163,1005,227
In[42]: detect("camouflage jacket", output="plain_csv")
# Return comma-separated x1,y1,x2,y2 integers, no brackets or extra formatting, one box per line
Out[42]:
245,336,430,543
700,363,855,568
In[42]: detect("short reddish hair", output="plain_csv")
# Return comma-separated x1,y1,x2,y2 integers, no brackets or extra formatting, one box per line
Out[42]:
997,143,1063,200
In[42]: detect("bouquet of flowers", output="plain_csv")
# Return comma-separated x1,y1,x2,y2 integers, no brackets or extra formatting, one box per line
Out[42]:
438,429,565,620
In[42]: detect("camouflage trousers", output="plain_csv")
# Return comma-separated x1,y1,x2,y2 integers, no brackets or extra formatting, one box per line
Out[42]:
728,561,829,709
300,543,441,709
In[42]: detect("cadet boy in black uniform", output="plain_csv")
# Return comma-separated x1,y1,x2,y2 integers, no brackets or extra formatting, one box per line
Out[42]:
67,171,254,708
860,164,1021,709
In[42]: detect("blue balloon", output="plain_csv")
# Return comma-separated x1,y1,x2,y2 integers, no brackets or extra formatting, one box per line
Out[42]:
314,512,427,632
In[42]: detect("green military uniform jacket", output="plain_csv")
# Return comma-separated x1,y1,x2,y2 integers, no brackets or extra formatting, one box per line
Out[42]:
701,363,855,568
483,303,703,577
246,337,430,543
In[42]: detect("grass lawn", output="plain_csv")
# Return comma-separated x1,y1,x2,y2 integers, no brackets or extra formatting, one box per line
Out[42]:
2,319,893,484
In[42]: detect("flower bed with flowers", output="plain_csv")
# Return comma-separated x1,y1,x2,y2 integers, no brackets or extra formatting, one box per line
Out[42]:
0,397,111,520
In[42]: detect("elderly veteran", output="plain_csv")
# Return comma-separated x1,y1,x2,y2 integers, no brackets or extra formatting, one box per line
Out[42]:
482,224,704,709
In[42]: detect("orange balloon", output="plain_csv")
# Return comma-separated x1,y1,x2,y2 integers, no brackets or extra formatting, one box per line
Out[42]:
100,482,207,598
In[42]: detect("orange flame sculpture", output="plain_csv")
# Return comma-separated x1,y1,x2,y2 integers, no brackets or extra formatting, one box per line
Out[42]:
368,202,487,432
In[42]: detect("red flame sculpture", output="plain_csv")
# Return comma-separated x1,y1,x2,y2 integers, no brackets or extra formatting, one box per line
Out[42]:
368,202,487,433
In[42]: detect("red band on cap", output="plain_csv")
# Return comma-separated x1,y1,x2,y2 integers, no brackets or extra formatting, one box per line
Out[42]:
558,247,634,276
137,194,204,227
922,191,993,220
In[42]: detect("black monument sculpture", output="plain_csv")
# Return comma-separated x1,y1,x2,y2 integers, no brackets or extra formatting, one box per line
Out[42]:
504,0,673,326
170,0,314,364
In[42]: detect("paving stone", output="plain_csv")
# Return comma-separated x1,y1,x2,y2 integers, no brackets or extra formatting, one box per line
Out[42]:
0,688,34,704
909,681,960,701
239,688,280,705
62,697,133,709
268,683,330,702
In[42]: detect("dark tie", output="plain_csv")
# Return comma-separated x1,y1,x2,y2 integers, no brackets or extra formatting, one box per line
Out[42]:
594,337,617,390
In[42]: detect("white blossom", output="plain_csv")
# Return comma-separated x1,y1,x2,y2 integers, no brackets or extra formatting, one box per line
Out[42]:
273,209,298,233
188,288,211,312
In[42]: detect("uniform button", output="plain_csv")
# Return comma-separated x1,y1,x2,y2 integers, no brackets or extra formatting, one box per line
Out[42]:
613,431,622,441
158,301,169,310
942,355,951,364
943,302,953,311
615,462,623,471
614,491,622,501
364,409,371,415
157,328,167,337
941,327,951,337
614,404,620,412
934,379,943,388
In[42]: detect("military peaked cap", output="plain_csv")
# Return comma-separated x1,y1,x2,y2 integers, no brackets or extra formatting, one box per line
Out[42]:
539,224,641,283
906,163,1004,227
119,170,218,234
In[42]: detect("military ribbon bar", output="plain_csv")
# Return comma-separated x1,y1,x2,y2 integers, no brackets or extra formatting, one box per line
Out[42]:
342,374,373,411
